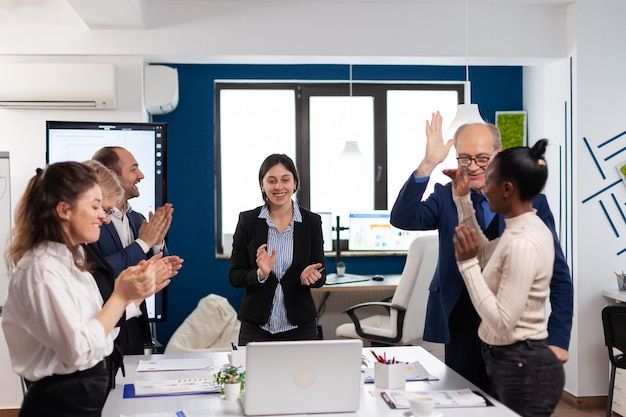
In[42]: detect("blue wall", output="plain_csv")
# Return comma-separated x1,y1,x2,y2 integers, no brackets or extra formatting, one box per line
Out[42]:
154,64,522,344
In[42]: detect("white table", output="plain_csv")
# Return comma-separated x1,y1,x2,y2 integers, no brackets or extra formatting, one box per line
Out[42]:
102,346,520,417
602,289,626,303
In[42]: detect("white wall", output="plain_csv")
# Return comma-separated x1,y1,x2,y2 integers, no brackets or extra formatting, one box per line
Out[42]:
573,0,626,397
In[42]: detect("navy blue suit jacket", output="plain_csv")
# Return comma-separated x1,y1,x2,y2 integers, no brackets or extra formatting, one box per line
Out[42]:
96,210,149,277
390,174,573,350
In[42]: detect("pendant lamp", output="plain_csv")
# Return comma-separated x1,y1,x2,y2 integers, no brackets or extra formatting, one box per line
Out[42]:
447,0,484,137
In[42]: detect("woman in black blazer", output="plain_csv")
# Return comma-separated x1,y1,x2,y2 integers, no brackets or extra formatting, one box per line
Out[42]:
229,154,327,345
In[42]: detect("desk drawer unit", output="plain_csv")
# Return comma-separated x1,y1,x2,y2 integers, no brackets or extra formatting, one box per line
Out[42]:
613,365,625,416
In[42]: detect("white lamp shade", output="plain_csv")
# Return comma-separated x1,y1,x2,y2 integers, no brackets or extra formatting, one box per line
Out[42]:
446,104,485,137
336,140,366,175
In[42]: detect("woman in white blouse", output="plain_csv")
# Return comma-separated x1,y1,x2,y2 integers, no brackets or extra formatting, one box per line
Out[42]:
448,139,564,417
2,162,172,417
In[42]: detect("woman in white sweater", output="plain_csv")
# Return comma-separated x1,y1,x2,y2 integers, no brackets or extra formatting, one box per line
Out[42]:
2,162,173,417
448,139,564,417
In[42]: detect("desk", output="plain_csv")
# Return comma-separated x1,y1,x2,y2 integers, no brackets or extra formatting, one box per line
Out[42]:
312,274,402,293
602,289,626,303
102,346,519,417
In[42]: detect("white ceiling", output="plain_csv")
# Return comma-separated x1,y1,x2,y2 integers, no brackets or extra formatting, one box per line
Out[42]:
1,0,575,31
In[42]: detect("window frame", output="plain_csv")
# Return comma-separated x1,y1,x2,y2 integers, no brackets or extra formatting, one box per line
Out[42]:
215,81,465,254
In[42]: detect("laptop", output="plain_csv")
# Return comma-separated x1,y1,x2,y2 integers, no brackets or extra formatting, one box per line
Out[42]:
241,339,363,415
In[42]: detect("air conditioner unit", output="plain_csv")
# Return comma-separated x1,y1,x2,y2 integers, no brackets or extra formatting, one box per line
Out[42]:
0,63,117,109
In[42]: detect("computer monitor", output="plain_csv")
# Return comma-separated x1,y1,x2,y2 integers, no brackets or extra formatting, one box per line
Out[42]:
348,210,421,251
46,121,168,321
317,212,333,252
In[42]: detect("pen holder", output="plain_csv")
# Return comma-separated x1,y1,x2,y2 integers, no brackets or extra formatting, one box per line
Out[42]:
228,349,246,368
617,273,626,291
374,362,405,389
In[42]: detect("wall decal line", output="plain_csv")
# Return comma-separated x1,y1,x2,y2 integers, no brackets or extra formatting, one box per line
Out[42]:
599,200,619,238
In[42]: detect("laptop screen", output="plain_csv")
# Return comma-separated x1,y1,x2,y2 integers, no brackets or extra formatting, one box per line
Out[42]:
243,339,363,416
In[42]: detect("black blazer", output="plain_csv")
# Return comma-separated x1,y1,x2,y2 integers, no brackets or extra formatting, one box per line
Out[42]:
229,205,327,326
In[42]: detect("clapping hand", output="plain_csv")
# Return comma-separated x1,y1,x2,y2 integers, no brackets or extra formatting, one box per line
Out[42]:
256,244,276,278
453,224,480,262
139,203,173,247
300,263,323,286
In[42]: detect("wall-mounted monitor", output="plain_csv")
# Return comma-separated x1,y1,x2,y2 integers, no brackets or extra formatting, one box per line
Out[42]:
46,121,168,321
348,210,425,251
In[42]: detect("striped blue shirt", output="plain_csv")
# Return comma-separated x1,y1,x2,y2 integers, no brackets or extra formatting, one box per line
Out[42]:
258,202,302,334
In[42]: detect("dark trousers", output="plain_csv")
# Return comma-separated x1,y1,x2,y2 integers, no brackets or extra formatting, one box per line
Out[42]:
482,339,565,417
445,289,491,392
238,320,317,346
21,361,109,417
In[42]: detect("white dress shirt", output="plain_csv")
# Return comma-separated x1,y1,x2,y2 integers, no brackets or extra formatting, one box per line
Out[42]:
1,241,114,382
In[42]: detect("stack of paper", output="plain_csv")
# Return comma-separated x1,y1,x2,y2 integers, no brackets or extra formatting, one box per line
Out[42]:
133,377,219,397
136,358,213,372
382,389,487,409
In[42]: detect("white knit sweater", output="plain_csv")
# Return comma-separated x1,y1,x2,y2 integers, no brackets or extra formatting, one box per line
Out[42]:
454,193,554,346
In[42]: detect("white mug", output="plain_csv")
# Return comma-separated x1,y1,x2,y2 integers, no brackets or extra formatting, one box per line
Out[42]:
408,395,435,417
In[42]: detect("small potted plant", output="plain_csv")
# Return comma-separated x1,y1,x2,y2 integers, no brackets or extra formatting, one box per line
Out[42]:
336,261,346,277
214,364,245,400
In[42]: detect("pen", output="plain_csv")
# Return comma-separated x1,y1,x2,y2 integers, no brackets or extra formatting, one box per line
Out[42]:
231,342,238,351
317,267,325,273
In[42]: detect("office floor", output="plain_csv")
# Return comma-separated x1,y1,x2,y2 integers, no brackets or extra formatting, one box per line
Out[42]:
553,401,614,417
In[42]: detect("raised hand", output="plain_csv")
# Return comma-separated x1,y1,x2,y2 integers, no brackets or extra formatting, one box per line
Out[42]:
416,111,455,177
443,166,470,197
256,244,276,278
300,263,323,286
453,224,480,261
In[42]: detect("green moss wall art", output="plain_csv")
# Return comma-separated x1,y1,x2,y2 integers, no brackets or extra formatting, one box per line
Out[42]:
495,111,527,149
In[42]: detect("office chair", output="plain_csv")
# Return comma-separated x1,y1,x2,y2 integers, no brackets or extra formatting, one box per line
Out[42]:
601,304,626,417
336,234,438,345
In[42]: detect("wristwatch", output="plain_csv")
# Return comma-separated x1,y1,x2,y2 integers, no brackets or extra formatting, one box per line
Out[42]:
256,268,268,282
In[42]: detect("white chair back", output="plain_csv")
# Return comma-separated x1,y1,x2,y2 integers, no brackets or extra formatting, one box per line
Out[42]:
389,234,439,344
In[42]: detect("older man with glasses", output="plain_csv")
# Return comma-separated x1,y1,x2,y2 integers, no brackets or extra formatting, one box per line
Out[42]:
390,112,573,393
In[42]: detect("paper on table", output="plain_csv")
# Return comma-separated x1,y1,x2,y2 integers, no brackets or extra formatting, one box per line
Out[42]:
120,411,187,417
136,358,214,372
363,360,437,383
133,378,219,396
381,389,487,409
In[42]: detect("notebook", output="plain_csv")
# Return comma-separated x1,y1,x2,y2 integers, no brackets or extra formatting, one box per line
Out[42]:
241,339,363,415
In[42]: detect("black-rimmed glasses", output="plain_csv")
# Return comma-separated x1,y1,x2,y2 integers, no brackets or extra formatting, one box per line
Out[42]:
456,152,495,168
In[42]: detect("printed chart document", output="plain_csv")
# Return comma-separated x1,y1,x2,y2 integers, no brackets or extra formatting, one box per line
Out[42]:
133,377,219,397
136,358,214,372
363,361,438,383
381,389,488,409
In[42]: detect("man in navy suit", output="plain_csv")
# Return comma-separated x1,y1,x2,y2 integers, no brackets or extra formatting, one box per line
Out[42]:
390,112,573,392
93,146,173,354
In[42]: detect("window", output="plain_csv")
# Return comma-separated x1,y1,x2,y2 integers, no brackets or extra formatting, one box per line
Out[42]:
216,82,463,254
